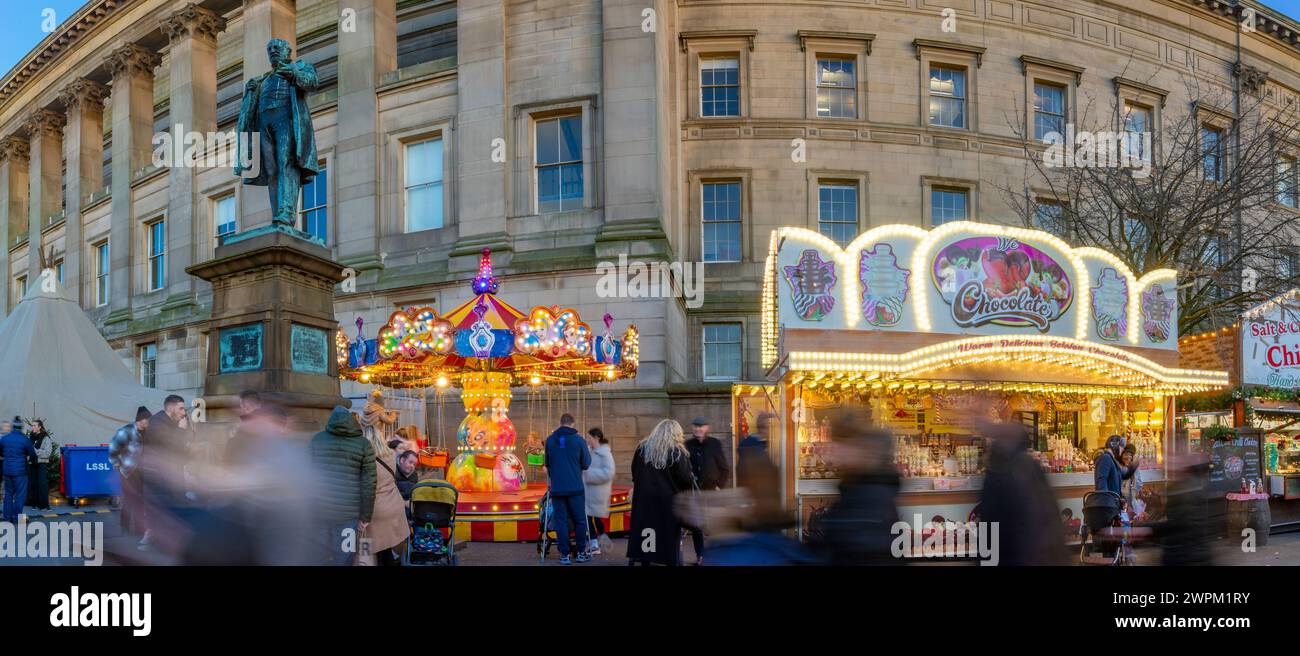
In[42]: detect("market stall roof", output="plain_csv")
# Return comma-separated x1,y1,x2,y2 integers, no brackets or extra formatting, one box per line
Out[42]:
0,280,170,444
1249,398,1300,415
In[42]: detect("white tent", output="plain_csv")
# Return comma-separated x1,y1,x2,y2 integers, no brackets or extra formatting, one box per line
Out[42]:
0,278,170,445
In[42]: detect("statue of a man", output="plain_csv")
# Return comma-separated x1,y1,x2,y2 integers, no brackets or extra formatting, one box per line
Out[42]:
234,38,320,227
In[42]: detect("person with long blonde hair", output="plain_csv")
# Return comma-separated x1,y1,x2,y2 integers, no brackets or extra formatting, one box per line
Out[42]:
363,421,408,565
626,419,695,566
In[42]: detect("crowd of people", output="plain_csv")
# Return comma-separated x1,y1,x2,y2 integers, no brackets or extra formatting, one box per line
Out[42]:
0,388,1219,567
1,417,58,523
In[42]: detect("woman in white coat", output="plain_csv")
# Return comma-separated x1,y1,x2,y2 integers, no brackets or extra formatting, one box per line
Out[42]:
583,427,616,554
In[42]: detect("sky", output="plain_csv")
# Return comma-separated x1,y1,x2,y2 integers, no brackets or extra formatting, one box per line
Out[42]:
0,0,1299,78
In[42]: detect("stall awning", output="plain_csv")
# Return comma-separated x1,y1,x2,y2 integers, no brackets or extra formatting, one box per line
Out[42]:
1249,398,1300,415
779,334,1230,395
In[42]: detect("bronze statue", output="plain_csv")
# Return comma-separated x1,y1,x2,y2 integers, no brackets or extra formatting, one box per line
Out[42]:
234,38,320,228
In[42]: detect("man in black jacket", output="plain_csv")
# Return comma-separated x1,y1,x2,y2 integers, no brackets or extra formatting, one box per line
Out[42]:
682,417,730,564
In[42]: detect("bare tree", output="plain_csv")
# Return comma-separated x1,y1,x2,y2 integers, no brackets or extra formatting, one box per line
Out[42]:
997,70,1300,335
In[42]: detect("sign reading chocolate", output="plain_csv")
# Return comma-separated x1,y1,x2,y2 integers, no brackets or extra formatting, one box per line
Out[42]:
932,236,1073,332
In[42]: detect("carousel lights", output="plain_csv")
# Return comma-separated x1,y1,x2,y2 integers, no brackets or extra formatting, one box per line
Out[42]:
435,375,449,388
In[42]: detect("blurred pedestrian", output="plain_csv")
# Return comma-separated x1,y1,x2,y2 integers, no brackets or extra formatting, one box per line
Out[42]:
696,451,819,566
1159,453,1213,565
738,411,775,459
682,417,729,564
626,419,695,566
583,427,615,555
366,421,410,566
545,413,591,564
109,406,150,535
225,390,269,467
979,422,1066,565
26,419,55,511
1,418,34,523
309,406,376,565
813,408,899,565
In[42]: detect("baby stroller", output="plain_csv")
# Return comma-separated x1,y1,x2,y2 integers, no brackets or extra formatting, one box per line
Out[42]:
536,489,583,562
1079,490,1131,566
405,479,459,566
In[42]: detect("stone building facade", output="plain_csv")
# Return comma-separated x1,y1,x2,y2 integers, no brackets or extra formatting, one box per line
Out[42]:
1,0,1299,475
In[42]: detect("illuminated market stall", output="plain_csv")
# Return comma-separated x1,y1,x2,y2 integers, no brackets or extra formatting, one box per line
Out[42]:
751,221,1229,541
338,250,638,541
1179,289,1300,527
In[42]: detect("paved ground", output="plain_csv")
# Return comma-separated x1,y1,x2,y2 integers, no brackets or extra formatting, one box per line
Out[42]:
1,501,1296,565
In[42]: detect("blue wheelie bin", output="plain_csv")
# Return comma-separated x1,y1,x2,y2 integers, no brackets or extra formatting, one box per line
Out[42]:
60,446,120,506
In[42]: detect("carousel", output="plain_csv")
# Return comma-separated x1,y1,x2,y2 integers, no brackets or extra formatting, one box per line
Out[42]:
337,249,638,541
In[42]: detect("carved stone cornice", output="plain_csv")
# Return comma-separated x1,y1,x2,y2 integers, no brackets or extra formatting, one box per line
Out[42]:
104,43,160,82
0,135,30,164
1233,62,1270,97
23,108,65,140
161,3,227,45
58,78,109,113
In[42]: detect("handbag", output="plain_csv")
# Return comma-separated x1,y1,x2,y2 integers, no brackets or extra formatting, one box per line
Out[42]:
355,525,376,566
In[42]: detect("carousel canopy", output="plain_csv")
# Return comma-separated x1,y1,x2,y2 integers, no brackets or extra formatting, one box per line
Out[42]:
339,249,639,388
0,278,170,444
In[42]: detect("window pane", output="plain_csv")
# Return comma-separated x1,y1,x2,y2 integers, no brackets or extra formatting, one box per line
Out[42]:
703,323,743,380
1034,201,1064,235
215,196,237,238
818,184,858,245
931,189,968,225
929,75,966,127
559,116,582,162
535,118,559,165
406,182,444,231
1033,83,1066,140
406,139,443,186
701,58,741,117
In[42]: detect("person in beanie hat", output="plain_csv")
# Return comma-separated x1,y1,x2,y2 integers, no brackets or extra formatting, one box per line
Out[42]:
110,407,151,535
682,416,730,564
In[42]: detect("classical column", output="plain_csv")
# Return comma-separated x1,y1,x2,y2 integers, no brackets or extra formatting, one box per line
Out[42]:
238,0,297,231
0,136,31,313
452,0,511,268
58,78,109,305
162,3,226,304
24,108,65,281
596,0,670,261
104,43,161,324
335,0,395,277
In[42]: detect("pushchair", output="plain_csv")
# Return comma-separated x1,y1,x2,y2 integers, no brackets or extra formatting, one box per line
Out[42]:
405,479,459,566
536,489,583,562
1079,490,1131,565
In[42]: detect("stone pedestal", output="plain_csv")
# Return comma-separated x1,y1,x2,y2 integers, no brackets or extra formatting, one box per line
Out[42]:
187,225,346,433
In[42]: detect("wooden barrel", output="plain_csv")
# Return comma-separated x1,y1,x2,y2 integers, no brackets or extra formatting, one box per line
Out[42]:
1226,498,1271,546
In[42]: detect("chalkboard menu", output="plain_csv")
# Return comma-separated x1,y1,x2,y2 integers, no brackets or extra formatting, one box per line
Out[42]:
1209,434,1262,492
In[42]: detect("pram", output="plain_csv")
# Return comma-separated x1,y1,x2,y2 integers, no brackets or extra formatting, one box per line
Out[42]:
1079,490,1132,565
405,479,459,566
536,489,583,562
